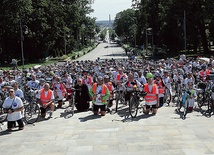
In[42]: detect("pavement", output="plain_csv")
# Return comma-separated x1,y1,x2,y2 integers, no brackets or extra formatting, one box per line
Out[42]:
0,101,214,155
76,42,128,61
1,42,214,155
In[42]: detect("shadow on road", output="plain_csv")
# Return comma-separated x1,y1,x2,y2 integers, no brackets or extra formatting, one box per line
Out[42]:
0,128,22,136
79,114,101,122
103,53,126,57
111,106,155,123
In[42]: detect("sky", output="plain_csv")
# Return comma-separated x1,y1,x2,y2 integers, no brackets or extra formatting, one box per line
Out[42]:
90,0,133,21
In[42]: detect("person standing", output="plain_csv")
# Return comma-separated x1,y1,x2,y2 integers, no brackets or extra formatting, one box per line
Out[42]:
82,70,93,90
89,76,110,116
74,78,91,112
3,88,24,131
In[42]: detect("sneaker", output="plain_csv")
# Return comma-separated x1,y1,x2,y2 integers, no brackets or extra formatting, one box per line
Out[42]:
49,111,53,118
40,114,46,118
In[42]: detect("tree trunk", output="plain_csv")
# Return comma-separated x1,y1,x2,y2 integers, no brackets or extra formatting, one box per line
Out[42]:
197,0,209,54
199,19,209,54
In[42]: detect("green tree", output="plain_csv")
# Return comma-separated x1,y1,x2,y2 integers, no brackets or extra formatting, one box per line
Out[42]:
114,9,137,46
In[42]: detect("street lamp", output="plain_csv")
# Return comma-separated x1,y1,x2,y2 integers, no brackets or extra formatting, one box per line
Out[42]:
147,27,153,50
64,31,70,55
177,10,187,55
20,20,28,70
141,26,153,55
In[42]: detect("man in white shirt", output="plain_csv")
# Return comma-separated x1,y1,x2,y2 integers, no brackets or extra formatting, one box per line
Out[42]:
27,74,39,89
3,88,24,131
184,72,195,88
137,71,147,85
12,82,24,100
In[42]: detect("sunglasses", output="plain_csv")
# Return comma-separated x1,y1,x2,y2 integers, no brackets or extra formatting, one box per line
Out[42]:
9,91,14,93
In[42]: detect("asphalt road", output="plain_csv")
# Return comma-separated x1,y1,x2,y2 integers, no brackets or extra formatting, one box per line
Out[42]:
76,42,128,61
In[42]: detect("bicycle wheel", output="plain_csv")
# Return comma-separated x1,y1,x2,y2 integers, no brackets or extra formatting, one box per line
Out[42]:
129,96,139,118
197,92,204,108
0,106,7,123
183,100,188,119
24,103,40,124
164,88,172,106
206,98,213,117
70,98,74,116
115,92,124,112
176,93,182,111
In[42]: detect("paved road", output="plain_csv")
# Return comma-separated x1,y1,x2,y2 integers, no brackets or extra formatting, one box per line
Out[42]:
76,42,128,61
1,43,214,155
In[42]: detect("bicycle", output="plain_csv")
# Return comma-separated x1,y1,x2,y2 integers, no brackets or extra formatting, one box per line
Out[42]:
23,88,40,124
127,87,147,118
114,88,126,113
0,87,10,123
163,87,171,106
172,81,183,106
201,79,214,117
64,88,78,118
176,89,195,119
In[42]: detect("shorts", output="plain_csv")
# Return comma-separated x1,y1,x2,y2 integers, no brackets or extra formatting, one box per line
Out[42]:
7,119,24,129
145,104,157,109
93,104,106,112
40,105,50,115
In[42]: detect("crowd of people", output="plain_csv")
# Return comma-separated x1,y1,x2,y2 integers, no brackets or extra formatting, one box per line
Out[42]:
1,54,214,131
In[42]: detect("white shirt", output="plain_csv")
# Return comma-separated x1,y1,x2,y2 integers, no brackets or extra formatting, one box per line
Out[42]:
137,76,147,85
3,97,23,121
162,76,171,89
184,78,194,87
95,85,103,105
27,80,39,89
15,89,24,98
64,77,72,88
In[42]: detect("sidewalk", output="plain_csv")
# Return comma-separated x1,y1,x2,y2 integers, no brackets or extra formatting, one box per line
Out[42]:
0,102,214,155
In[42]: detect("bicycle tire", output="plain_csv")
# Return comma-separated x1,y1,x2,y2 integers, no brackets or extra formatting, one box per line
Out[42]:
0,94,7,123
115,92,120,112
197,93,204,108
206,99,213,117
70,99,74,116
164,88,172,105
129,96,139,118
0,107,7,123
24,103,40,124
176,93,182,110
183,100,188,119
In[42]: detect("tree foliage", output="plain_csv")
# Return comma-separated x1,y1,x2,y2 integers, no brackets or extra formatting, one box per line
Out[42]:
0,0,96,64
114,9,137,46
114,0,214,54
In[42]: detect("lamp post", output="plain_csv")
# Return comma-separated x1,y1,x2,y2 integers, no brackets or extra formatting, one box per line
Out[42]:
177,10,187,55
64,31,67,55
142,26,153,55
20,20,28,70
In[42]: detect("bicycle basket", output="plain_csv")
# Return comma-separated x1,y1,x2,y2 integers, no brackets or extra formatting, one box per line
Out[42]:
207,74,214,80
198,82,206,89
